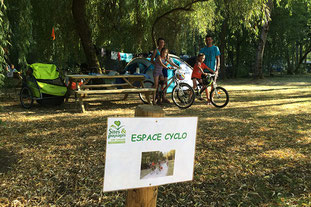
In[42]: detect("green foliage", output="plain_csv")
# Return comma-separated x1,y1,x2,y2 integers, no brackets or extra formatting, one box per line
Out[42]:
158,1,216,55
6,0,32,67
88,0,154,53
265,0,311,74
4,0,84,72
1,0,310,79
3,0,268,76
86,0,218,55
210,0,272,78
0,1,9,87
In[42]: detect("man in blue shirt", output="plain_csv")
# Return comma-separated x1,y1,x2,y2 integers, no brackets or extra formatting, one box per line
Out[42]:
199,35,221,104
199,35,221,73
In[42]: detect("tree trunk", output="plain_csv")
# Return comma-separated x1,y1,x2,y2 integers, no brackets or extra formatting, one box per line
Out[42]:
72,0,101,74
253,0,273,79
234,32,241,79
254,26,269,79
134,0,144,52
294,42,299,73
219,20,227,79
232,28,245,79
286,48,294,74
228,49,234,78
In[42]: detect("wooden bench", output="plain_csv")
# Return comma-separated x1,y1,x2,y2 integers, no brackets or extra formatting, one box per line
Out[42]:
80,83,129,89
65,74,155,112
76,88,155,95
76,88,155,113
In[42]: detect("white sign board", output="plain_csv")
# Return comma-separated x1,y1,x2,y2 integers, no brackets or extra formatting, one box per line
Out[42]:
103,117,198,192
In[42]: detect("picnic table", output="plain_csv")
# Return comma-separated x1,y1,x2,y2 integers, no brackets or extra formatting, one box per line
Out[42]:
65,74,155,112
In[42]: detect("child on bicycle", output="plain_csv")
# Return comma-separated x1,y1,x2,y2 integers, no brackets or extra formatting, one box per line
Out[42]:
191,53,215,102
153,48,179,104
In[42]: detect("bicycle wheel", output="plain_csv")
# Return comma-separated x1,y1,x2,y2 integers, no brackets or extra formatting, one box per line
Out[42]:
210,86,229,108
139,80,154,104
20,86,34,109
172,83,195,109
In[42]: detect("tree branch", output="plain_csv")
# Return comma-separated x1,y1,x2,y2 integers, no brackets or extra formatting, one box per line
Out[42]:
151,0,210,47
295,46,311,72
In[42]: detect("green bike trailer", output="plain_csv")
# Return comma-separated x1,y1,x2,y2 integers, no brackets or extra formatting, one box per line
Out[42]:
20,63,67,109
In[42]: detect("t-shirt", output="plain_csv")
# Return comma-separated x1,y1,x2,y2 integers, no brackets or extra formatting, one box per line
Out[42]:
154,58,166,75
191,62,208,79
153,49,160,60
199,45,220,71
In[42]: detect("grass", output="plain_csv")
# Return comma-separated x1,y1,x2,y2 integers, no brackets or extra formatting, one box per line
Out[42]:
0,74,311,206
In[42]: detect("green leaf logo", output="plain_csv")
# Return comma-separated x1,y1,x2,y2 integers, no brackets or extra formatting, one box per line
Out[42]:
114,121,121,127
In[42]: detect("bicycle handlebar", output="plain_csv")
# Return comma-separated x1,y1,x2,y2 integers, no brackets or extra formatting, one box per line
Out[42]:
206,73,216,77
167,66,181,70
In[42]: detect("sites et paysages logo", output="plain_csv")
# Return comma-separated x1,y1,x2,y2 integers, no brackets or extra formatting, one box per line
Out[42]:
108,121,126,144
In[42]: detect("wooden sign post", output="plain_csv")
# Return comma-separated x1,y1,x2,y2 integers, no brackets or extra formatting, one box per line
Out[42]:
125,105,165,207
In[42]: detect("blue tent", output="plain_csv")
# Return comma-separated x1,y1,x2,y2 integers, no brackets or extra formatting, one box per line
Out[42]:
124,55,193,93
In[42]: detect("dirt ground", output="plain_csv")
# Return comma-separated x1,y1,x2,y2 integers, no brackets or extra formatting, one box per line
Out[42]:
0,75,311,206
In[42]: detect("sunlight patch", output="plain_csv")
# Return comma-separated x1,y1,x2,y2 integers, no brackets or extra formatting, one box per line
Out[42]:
260,148,307,161
246,139,266,150
296,135,311,145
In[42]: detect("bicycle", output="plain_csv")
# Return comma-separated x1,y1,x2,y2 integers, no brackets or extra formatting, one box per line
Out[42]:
139,68,195,109
194,73,229,108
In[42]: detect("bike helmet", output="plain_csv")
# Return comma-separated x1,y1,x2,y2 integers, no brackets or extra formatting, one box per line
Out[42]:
175,70,185,80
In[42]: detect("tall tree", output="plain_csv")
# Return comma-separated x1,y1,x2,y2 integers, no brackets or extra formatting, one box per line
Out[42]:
262,0,311,75
0,0,9,86
72,0,101,73
6,0,33,66
253,0,274,79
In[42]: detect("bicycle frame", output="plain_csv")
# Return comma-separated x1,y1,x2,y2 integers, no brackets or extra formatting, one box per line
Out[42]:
160,69,183,93
152,68,195,108
194,72,229,108
211,73,218,89
197,73,218,94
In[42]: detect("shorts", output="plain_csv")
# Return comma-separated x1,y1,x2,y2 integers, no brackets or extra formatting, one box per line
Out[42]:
162,68,168,78
153,69,163,77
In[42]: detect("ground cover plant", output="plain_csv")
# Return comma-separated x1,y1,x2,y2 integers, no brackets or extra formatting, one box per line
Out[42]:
0,75,310,206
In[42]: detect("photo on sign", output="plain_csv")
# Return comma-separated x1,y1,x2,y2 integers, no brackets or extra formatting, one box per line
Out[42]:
140,150,175,179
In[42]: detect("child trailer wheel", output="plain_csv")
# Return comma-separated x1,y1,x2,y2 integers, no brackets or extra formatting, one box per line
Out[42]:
20,86,34,109
36,94,65,106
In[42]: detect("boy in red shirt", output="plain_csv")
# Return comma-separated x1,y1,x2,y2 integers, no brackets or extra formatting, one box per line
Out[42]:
191,53,215,101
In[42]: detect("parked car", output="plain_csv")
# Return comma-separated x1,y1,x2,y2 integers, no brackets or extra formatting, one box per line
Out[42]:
123,54,193,93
